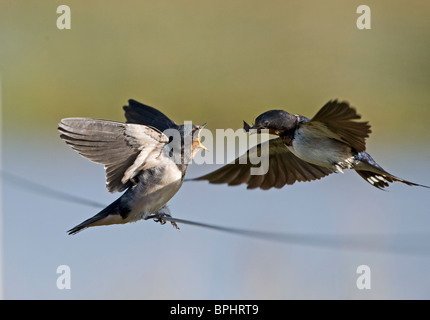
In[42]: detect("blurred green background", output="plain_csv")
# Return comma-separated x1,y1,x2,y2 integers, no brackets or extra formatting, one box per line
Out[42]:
2,1,430,300
1,0,430,140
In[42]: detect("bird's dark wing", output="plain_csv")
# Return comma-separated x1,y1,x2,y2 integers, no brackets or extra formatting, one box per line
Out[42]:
193,137,333,190
58,118,169,193
123,99,178,132
307,100,371,152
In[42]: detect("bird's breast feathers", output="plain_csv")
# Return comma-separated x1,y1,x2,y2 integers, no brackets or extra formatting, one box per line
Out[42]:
126,160,183,221
289,125,354,169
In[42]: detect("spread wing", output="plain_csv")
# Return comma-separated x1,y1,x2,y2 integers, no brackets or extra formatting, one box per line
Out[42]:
193,137,333,190
58,118,170,193
123,99,178,132
307,100,371,152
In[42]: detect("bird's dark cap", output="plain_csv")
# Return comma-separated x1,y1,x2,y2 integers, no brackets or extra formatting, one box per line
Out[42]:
255,110,296,131
244,109,296,133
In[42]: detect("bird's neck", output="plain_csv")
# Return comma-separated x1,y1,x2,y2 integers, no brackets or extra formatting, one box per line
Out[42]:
278,114,303,146
176,163,189,177
279,127,297,146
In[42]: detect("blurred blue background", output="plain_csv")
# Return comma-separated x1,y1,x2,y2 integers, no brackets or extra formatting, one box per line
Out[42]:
1,1,430,299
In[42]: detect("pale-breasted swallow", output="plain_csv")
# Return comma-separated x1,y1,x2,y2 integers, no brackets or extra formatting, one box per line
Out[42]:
59,99,207,234
193,100,428,190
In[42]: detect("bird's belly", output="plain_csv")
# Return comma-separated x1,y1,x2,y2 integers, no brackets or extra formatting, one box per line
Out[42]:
289,131,352,168
135,180,182,216
127,165,183,221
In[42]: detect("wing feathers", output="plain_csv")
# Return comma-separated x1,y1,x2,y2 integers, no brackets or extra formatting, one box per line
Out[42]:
123,99,178,132
59,118,168,193
309,100,371,152
194,138,333,190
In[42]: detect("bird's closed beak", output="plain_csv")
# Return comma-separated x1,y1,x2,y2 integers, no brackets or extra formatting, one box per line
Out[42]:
243,120,261,134
243,120,252,132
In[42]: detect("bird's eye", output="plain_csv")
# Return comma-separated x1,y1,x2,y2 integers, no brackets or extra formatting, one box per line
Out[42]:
263,120,270,126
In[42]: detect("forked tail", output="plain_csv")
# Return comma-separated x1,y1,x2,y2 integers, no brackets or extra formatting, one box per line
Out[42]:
355,152,429,190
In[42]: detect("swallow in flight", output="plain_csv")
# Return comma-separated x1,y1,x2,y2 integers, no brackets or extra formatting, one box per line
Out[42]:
59,99,207,234
193,100,428,190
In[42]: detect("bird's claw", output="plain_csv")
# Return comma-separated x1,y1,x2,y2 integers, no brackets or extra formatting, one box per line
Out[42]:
149,213,180,230
153,216,167,225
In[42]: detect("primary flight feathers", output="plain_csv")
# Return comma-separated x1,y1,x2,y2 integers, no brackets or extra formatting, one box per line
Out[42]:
59,118,170,193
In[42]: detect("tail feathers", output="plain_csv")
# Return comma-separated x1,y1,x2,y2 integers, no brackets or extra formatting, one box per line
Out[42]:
355,151,429,190
68,214,105,235
67,198,126,235
355,170,428,190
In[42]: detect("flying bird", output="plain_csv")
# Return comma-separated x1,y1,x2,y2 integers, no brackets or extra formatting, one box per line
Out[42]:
193,100,428,190
58,99,207,234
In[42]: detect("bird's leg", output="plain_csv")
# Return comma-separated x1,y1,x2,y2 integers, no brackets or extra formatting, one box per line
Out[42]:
153,213,180,230
145,206,180,230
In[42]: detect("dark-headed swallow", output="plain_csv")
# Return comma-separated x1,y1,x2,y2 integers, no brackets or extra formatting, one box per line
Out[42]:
193,100,428,190
59,99,207,234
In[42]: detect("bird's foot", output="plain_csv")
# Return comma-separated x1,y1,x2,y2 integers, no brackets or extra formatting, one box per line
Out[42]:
147,213,180,230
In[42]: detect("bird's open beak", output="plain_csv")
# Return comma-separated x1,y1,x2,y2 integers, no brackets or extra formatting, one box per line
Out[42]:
198,123,208,150
199,141,208,151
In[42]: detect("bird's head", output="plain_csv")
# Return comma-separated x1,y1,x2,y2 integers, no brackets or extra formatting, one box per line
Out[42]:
166,123,208,164
191,123,208,154
243,110,297,135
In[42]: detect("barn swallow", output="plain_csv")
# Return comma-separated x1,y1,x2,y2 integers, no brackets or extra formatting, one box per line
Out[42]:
193,100,428,190
59,99,207,234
